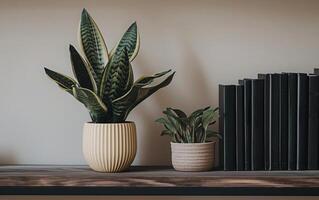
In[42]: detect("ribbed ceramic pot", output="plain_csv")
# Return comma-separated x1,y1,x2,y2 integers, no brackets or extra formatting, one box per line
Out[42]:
83,122,137,173
171,141,215,172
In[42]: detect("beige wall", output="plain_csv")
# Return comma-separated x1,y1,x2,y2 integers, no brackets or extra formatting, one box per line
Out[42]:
0,0,319,166
1,0,319,199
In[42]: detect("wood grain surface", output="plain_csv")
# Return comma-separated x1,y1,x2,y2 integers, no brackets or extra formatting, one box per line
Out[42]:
0,165,318,195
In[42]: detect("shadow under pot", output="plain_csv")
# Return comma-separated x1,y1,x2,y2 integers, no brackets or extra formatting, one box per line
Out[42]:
82,122,137,173
171,141,215,172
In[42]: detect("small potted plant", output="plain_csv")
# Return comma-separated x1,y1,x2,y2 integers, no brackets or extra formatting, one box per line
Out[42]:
156,107,219,172
44,9,175,172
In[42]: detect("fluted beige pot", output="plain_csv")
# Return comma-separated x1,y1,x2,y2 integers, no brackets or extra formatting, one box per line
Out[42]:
83,122,137,173
171,141,215,172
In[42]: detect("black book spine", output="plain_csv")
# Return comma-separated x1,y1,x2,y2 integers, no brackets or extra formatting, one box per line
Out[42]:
219,85,236,170
279,73,289,170
236,85,245,171
258,74,270,170
308,76,319,170
270,74,280,170
314,68,319,75
288,73,298,170
219,85,225,170
297,74,309,170
243,79,252,171
251,79,265,170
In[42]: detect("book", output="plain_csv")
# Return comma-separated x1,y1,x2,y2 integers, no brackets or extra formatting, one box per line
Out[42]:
258,73,270,170
297,73,309,170
243,79,252,170
251,79,265,170
219,85,225,170
314,68,319,75
270,74,281,170
308,75,319,170
219,85,236,170
279,73,289,170
288,73,298,170
236,85,245,171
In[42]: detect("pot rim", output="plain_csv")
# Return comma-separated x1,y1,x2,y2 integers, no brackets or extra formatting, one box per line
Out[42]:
170,141,215,145
85,121,135,125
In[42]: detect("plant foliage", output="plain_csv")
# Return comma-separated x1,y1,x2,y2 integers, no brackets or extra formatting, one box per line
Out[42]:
156,107,220,143
44,9,175,123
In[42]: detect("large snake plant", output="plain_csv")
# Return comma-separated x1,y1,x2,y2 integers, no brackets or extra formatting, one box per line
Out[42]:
44,9,175,123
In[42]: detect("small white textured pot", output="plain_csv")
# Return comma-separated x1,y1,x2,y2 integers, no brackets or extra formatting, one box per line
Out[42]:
83,122,137,173
171,142,215,172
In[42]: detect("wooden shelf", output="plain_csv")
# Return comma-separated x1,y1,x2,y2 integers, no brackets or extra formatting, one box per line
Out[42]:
0,165,319,196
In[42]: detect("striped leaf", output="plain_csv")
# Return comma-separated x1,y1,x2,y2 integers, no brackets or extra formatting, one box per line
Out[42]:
79,9,108,84
110,22,139,62
69,45,97,92
112,70,175,121
44,67,77,90
124,63,134,93
72,86,107,114
99,48,131,104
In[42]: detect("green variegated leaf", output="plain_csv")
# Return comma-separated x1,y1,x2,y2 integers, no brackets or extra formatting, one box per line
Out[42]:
156,117,183,141
69,45,97,92
122,63,134,95
110,22,139,62
202,107,217,130
161,130,173,136
172,108,187,118
156,118,177,134
80,9,108,83
44,67,77,90
112,70,175,121
188,106,210,125
206,130,222,140
72,86,107,113
99,48,130,103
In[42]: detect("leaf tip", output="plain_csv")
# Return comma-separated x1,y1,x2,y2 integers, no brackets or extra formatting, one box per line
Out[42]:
82,8,88,15
81,8,90,22
69,44,75,51
44,67,51,74
171,71,176,76
129,21,137,31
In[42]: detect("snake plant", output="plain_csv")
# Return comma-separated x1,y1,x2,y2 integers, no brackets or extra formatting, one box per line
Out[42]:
44,9,175,123
156,107,220,143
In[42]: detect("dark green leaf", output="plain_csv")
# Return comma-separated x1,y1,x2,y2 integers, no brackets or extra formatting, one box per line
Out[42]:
172,108,187,118
72,86,107,114
206,130,222,139
69,45,97,92
44,67,77,89
110,22,139,62
99,48,131,103
89,111,112,123
80,8,108,83
161,130,173,136
156,117,179,137
112,70,175,121
202,107,217,130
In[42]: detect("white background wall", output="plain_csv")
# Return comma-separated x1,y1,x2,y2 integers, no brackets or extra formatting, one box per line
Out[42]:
0,0,319,166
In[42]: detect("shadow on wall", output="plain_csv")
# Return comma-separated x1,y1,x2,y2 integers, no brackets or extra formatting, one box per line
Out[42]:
133,41,218,165
0,150,17,165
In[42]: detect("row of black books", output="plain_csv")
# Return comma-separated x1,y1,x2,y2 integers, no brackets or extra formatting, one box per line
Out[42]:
219,68,319,171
